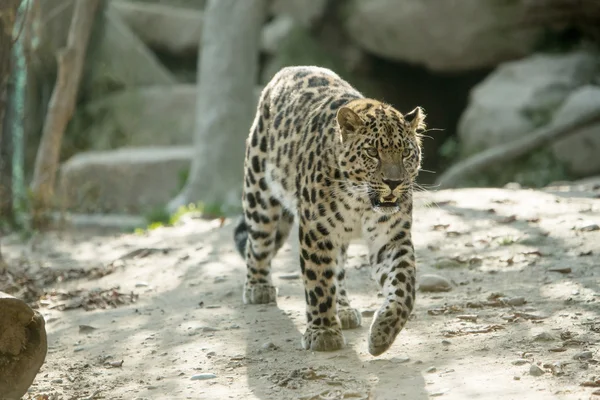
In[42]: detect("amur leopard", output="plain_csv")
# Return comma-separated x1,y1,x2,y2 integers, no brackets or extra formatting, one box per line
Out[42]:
234,66,426,356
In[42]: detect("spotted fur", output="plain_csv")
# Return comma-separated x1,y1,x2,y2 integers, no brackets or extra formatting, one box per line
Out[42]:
234,66,426,356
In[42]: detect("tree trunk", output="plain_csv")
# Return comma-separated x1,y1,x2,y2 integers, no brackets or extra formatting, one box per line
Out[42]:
0,0,21,270
168,0,267,214
0,5,47,399
0,0,21,223
29,0,100,228
435,108,600,189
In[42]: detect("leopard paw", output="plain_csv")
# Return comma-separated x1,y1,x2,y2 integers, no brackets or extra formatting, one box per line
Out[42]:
338,307,362,330
301,325,345,352
243,283,277,304
368,302,406,356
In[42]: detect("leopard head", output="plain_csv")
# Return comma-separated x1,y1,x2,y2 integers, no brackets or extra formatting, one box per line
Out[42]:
336,100,425,214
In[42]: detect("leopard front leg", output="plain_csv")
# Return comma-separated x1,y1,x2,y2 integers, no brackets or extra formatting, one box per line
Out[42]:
299,220,345,352
364,216,416,356
336,245,362,330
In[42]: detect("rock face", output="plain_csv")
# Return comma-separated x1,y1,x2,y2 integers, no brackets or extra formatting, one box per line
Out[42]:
552,86,600,176
270,0,328,28
59,147,194,213
344,0,543,71
0,292,48,400
109,1,204,56
79,84,264,151
458,50,600,157
82,85,197,149
34,1,174,97
85,7,176,97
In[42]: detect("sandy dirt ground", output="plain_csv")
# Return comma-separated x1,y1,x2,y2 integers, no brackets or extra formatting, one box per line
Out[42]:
2,186,600,400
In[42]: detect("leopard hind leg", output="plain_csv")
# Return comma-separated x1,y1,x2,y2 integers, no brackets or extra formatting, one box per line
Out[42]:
237,186,294,304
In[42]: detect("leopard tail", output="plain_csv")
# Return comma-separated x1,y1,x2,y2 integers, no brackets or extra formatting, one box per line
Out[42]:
233,216,248,258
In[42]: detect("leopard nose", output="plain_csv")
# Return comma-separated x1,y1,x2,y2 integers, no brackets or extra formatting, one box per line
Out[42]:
382,179,401,191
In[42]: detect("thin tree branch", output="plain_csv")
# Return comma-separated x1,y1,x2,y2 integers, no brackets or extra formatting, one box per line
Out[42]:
435,108,600,189
29,0,100,227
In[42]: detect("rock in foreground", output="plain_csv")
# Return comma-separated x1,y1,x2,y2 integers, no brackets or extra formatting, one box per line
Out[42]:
0,292,48,400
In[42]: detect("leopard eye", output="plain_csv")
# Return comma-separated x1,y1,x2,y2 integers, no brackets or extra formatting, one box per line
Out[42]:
365,147,379,158
402,147,411,158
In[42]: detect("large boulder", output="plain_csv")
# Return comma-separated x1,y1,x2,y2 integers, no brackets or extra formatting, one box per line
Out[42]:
81,85,197,149
0,292,47,400
552,86,600,176
85,6,176,97
270,0,328,28
77,85,264,150
108,1,204,57
33,1,175,98
343,0,543,71
458,51,600,155
59,147,194,213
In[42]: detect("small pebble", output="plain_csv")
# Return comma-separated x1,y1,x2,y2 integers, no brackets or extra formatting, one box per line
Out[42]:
279,273,300,280
78,325,97,333
361,309,376,317
506,297,525,306
50,379,63,384
533,332,555,342
202,326,219,332
441,340,451,346
419,274,452,292
74,347,84,353
430,389,448,397
191,373,217,381
572,351,593,360
426,367,437,373
107,360,124,368
579,223,599,232
529,364,544,376
512,359,528,366
261,341,278,350
135,282,149,288
513,376,520,381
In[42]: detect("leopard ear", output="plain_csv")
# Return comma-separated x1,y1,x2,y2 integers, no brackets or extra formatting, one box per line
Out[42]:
337,107,363,141
404,107,426,132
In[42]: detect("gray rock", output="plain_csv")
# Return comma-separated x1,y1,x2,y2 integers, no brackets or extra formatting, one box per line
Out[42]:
59,147,194,213
32,1,174,96
109,1,204,56
270,0,328,28
419,274,452,292
506,297,526,306
344,0,543,71
86,7,176,98
261,341,278,350
190,373,217,380
278,273,300,280
529,364,545,376
79,85,263,150
572,351,593,360
458,51,600,155
552,86,600,176
81,85,197,149
533,332,556,342
261,15,296,54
